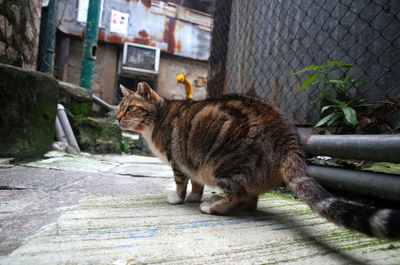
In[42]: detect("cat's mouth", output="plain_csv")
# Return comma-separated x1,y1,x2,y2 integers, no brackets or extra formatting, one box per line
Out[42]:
118,119,144,131
118,120,134,129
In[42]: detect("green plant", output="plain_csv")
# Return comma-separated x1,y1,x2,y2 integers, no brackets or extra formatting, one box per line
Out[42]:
121,139,135,154
292,61,373,128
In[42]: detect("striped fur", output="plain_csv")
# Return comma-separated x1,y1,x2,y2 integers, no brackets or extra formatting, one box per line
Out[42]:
117,82,400,239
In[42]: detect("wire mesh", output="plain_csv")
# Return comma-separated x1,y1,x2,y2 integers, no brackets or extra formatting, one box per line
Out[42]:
207,0,232,98
208,0,400,126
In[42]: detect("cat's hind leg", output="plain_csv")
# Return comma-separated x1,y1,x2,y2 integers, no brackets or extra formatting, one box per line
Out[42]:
199,194,231,214
200,176,257,215
239,195,258,211
200,194,258,214
186,179,204,202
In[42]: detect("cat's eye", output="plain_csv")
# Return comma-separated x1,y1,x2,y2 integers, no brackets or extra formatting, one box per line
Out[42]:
127,105,134,111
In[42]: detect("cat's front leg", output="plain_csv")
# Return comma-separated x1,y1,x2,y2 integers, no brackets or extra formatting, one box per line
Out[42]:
167,164,188,205
186,179,204,202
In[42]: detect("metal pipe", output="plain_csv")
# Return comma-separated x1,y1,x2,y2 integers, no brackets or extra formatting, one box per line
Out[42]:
92,95,117,111
80,0,102,90
302,134,400,163
37,0,58,73
307,166,400,201
55,116,67,143
57,104,80,152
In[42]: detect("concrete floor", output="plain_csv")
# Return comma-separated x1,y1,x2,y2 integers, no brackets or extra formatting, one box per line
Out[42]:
0,152,399,264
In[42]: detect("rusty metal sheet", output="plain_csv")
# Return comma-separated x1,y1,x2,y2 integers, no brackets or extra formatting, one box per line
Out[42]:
173,19,211,60
57,0,211,61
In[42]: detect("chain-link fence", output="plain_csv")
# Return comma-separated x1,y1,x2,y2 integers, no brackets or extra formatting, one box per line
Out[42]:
207,0,400,126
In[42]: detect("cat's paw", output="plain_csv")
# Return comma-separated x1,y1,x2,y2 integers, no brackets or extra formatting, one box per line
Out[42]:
200,201,212,214
186,192,203,202
199,197,223,214
167,192,184,205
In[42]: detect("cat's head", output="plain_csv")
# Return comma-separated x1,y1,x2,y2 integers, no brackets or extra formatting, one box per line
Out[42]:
117,82,163,132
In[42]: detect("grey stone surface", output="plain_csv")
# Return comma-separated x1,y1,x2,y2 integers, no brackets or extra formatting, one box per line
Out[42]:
93,154,163,164
1,152,399,264
0,153,173,256
108,163,173,178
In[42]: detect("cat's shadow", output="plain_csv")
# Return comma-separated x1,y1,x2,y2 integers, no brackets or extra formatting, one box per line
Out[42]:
179,201,368,265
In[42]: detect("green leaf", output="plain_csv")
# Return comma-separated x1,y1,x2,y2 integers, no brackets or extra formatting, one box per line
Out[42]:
327,112,342,126
339,101,346,110
291,69,308,76
362,162,400,175
350,79,362,85
301,73,320,91
326,61,354,68
325,80,344,84
291,68,313,76
341,63,354,68
343,69,352,83
314,112,339,128
326,159,345,167
321,105,337,113
306,65,325,71
291,65,324,75
343,107,357,127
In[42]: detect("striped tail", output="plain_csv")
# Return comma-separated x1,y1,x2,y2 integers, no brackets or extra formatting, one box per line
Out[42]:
281,151,400,239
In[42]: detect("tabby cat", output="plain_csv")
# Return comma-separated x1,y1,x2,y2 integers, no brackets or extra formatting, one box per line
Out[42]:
117,82,400,239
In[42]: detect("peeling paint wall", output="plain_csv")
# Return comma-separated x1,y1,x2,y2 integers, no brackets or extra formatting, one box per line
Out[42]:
57,0,212,60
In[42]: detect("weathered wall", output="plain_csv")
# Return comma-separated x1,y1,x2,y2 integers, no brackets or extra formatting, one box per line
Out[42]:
57,0,212,61
63,37,118,105
55,0,211,104
93,43,118,105
157,53,208,100
0,64,59,159
0,0,41,69
61,37,207,103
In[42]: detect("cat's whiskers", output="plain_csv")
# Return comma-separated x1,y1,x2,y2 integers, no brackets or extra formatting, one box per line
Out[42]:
114,93,123,105
106,120,119,129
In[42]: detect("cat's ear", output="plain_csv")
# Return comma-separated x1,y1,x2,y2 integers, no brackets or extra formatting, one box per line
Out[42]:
136,82,162,103
120,84,133,97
